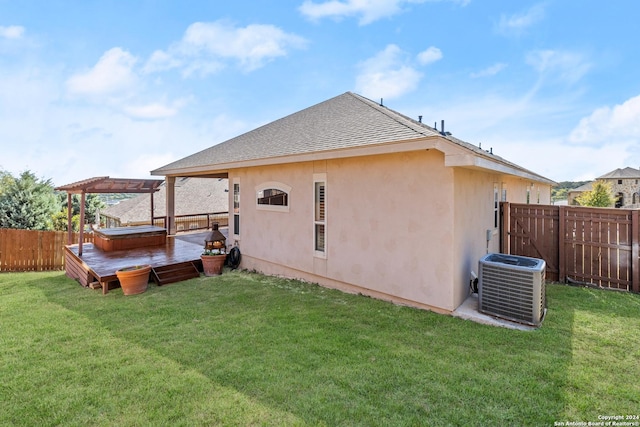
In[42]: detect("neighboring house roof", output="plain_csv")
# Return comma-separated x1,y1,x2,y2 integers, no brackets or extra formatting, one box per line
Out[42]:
151,92,555,185
102,177,228,224
568,182,593,193
597,167,640,179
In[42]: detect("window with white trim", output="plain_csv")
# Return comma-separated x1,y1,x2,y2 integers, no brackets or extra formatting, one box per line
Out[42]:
233,179,240,236
493,183,499,228
314,174,326,255
256,181,291,212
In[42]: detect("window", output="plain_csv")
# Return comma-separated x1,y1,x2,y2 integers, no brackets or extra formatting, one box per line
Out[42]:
314,174,326,255
258,188,288,206
255,182,291,212
493,183,499,228
233,180,240,236
618,180,623,185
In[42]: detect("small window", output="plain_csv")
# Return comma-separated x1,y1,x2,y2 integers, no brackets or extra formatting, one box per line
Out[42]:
314,174,326,256
493,183,499,228
256,182,291,212
618,180,623,185
233,180,240,236
257,188,288,206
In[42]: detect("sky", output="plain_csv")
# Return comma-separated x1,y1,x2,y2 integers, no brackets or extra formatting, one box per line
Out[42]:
1,0,640,186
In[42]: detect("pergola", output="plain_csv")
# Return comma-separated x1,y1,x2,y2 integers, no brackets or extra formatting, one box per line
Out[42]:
55,177,164,256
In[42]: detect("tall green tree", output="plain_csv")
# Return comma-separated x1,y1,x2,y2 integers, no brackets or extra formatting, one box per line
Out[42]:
0,170,60,230
56,192,106,226
575,180,614,208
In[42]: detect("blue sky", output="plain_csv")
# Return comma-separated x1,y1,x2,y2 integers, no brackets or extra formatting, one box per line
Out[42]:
1,0,639,186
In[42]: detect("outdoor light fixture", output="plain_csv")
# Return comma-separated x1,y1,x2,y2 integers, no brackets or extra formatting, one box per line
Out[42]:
204,223,226,252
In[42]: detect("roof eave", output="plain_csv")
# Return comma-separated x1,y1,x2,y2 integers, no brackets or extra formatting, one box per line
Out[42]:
152,135,556,186
445,153,556,185
152,137,442,177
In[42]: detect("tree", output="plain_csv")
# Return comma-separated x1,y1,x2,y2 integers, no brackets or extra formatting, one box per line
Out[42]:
56,192,106,227
0,170,60,230
0,170,14,194
51,208,82,232
575,180,614,208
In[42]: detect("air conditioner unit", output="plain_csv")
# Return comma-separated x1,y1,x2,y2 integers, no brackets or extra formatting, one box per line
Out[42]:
479,253,546,327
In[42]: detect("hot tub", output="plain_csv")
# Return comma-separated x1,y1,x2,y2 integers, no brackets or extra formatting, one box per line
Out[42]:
93,225,167,252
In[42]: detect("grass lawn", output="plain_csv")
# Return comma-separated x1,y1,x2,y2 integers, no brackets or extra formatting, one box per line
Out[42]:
1,270,639,426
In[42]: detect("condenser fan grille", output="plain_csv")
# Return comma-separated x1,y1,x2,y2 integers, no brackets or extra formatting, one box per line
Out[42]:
479,254,546,326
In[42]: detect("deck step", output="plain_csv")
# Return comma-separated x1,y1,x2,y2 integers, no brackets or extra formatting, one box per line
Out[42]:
151,262,200,286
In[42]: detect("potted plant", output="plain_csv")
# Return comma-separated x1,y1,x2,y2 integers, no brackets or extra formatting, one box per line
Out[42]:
201,249,226,276
115,265,151,295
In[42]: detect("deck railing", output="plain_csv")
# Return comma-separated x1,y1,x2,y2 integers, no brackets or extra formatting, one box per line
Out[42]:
152,212,229,232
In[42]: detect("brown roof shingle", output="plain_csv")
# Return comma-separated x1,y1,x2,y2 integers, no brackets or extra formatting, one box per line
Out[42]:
152,92,439,174
151,92,554,185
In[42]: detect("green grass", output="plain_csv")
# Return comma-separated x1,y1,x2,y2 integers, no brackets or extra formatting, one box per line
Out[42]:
1,270,639,426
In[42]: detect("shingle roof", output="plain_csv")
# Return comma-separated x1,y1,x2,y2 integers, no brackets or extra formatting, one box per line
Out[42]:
102,177,228,224
597,167,640,179
568,182,593,193
151,92,554,185
152,92,439,174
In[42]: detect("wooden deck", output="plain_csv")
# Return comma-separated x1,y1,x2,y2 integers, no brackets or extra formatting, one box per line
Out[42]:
64,231,222,294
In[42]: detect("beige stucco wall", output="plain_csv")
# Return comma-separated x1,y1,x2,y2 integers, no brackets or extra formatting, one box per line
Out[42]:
450,170,551,309
228,150,552,313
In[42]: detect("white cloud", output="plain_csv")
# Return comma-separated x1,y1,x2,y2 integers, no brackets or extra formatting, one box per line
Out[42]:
470,63,507,78
497,3,545,35
66,47,138,97
403,89,637,182
569,94,640,146
300,0,406,25
123,103,179,120
143,21,307,75
526,49,591,85
299,0,469,25
143,49,184,74
416,46,442,65
0,25,25,39
355,44,422,100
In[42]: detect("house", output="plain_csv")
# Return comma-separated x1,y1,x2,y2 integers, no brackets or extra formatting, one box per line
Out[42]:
567,167,640,208
151,92,555,313
101,177,229,229
567,181,593,206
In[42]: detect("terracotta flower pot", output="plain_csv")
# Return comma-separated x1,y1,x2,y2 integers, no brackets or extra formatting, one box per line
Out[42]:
201,254,226,276
116,265,151,295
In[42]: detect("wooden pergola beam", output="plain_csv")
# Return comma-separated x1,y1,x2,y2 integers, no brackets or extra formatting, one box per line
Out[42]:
55,177,164,256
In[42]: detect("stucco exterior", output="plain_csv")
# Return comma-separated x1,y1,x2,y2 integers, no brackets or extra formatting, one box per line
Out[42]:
152,92,554,314
225,150,551,313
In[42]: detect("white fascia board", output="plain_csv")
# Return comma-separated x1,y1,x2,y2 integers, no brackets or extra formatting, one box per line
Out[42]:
153,138,439,177
445,152,554,184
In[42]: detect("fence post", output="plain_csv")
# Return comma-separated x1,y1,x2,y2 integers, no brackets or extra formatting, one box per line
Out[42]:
632,210,639,293
558,205,565,284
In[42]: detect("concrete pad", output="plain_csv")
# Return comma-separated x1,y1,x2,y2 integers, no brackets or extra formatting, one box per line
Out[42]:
452,293,538,331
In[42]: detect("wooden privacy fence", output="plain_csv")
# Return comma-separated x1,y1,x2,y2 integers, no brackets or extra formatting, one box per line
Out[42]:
0,229,92,272
500,202,640,293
